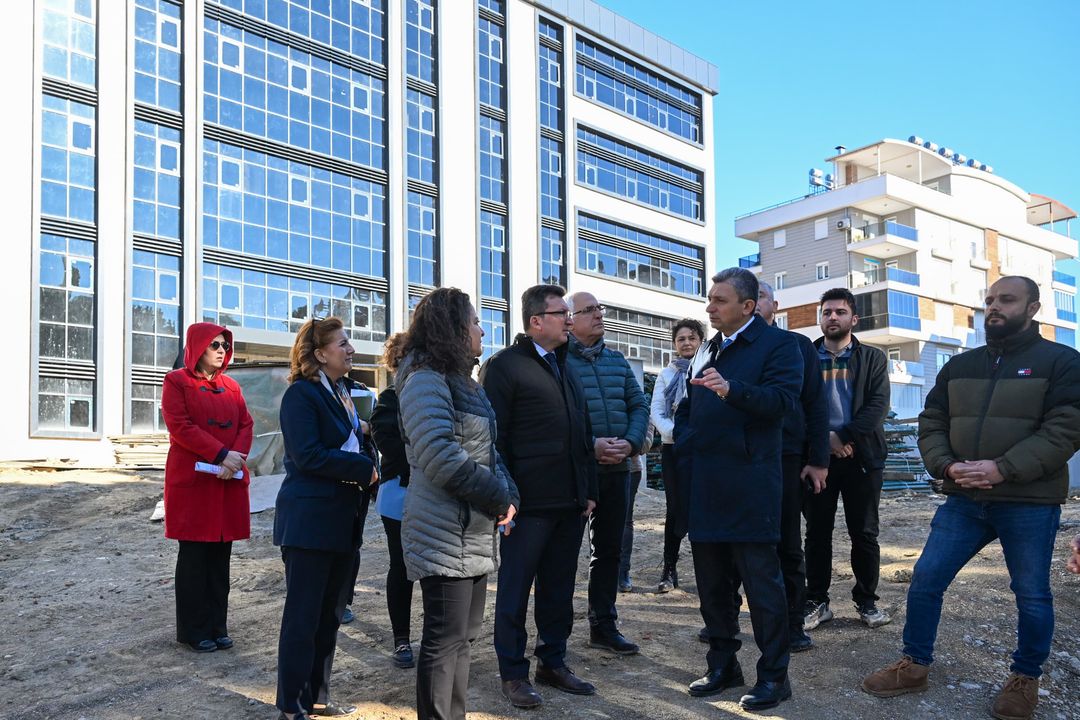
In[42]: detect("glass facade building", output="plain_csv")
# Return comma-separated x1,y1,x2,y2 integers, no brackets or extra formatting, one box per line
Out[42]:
15,0,715,460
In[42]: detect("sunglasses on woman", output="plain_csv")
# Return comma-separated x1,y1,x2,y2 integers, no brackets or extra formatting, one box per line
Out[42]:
209,341,231,351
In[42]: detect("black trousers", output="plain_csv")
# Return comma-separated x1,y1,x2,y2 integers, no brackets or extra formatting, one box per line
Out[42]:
660,444,688,568
618,469,642,577
276,546,356,713
175,540,232,643
588,470,630,633
494,509,585,680
693,540,789,682
731,455,807,633
416,575,487,720
803,456,883,607
381,516,415,642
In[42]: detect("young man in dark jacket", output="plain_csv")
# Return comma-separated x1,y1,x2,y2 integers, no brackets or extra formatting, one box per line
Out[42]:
863,276,1080,720
803,287,891,631
481,284,599,709
566,291,650,656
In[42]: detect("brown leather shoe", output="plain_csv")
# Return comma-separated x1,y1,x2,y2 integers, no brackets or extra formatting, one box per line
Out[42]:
501,678,542,709
536,665,596,695
861,656,930,697
992,673,1038,720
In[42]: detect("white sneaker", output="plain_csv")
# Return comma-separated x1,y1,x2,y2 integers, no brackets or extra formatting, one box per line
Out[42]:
803,601,833,631
857,604,891,628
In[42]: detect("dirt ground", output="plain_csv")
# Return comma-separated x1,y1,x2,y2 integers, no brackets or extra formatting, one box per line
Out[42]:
1,467,1078,720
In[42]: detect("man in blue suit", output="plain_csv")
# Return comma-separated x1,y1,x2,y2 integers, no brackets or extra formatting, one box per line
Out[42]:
675,267,802,711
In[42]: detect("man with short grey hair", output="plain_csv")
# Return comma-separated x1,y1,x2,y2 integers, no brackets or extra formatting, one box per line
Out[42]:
565,291,650,657
675,267,802,710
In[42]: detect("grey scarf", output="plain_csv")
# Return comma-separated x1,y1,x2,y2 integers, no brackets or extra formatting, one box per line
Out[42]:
661,357,691,418
575,337,605,362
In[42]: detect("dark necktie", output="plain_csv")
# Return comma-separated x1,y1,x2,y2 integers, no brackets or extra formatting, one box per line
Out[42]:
543,352,562,383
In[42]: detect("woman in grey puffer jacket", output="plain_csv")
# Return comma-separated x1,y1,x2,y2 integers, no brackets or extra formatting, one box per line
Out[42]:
388,288,519,720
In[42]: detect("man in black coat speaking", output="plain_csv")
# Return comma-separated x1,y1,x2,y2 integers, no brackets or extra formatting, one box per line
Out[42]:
674,267,802,711
481,284,599,709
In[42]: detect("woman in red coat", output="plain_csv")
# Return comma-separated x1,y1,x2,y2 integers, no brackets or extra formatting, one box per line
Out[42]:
162,322,254,653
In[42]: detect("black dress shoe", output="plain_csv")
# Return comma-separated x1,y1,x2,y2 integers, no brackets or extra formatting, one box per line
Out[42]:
739,678,792,711
790,630,814,653
214,636,234,650
688,661,745,697
501,678,542,709
535,665,596,695
186,639,217,653
392,642,414,669
588,629,639,655
310,702,356,716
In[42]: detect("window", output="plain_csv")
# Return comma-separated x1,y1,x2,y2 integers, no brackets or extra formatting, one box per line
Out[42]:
289,62,310,94
69,117,95,154
816,262,830,281
936,349,953,371
219,158,241,189
158,15,180,49
289,176,310,206
573,36,703,144
219,38,242,71
887,347,901,362
773,229,786,248
774,272,787,290
775,313,788,330
575,126,704,222
158,139,180,175
815,217,829,240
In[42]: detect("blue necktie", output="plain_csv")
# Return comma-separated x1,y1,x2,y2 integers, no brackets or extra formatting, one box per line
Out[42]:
544,352,562,383
710,337,734,364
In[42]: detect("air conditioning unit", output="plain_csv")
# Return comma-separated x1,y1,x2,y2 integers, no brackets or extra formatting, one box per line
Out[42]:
836,218,852,230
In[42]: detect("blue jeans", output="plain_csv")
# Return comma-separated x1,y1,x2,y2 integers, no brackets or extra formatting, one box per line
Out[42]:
902,494,1060,678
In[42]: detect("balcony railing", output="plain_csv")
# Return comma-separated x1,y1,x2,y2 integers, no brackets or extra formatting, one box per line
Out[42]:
738,252,761,269
1053,270,1076,287
1057,308,1077,323
859,313,922,332
852,267,921,287
852,221,918,242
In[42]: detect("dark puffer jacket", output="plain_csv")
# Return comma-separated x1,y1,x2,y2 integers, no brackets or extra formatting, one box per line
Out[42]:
919,322,1080,505
565,337,650,473
396,352,520,580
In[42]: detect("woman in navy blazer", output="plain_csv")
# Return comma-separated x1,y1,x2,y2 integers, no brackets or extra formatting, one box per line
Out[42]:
273,316,378,720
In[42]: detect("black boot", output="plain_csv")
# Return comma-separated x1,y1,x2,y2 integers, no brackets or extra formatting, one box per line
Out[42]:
658,564,678,593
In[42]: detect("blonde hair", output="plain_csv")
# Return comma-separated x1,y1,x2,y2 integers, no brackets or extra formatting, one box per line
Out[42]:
288,316,346,383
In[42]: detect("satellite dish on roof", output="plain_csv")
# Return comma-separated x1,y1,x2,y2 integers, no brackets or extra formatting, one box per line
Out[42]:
954,153,966,164
939,147,953,157
967,158,979,168
924,141,939,152
909,135,923,145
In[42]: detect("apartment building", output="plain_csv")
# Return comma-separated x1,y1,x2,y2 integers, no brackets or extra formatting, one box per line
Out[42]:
734,137,1077,420
3,0,717,462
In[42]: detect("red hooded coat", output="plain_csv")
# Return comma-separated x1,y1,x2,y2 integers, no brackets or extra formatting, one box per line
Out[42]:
162,322,254,542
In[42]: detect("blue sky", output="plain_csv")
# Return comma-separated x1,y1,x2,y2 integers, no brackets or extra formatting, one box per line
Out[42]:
601,0,1080,273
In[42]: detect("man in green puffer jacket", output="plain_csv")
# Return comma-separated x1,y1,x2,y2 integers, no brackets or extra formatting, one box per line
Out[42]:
862,276,1080,720
566,292,650,656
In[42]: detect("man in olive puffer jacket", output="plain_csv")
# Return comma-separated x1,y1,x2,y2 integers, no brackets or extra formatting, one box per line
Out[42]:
566,291,650,656
862,276,1080,720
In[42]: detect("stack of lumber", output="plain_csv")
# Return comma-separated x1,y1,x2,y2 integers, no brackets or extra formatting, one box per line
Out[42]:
109,434,170,469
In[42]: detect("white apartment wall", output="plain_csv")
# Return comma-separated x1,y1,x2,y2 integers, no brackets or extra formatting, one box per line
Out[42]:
505,0,539,321
437,3,479,300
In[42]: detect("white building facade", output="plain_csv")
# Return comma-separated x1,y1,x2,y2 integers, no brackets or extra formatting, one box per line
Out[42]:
735,138,1077,421
2,0,716,462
